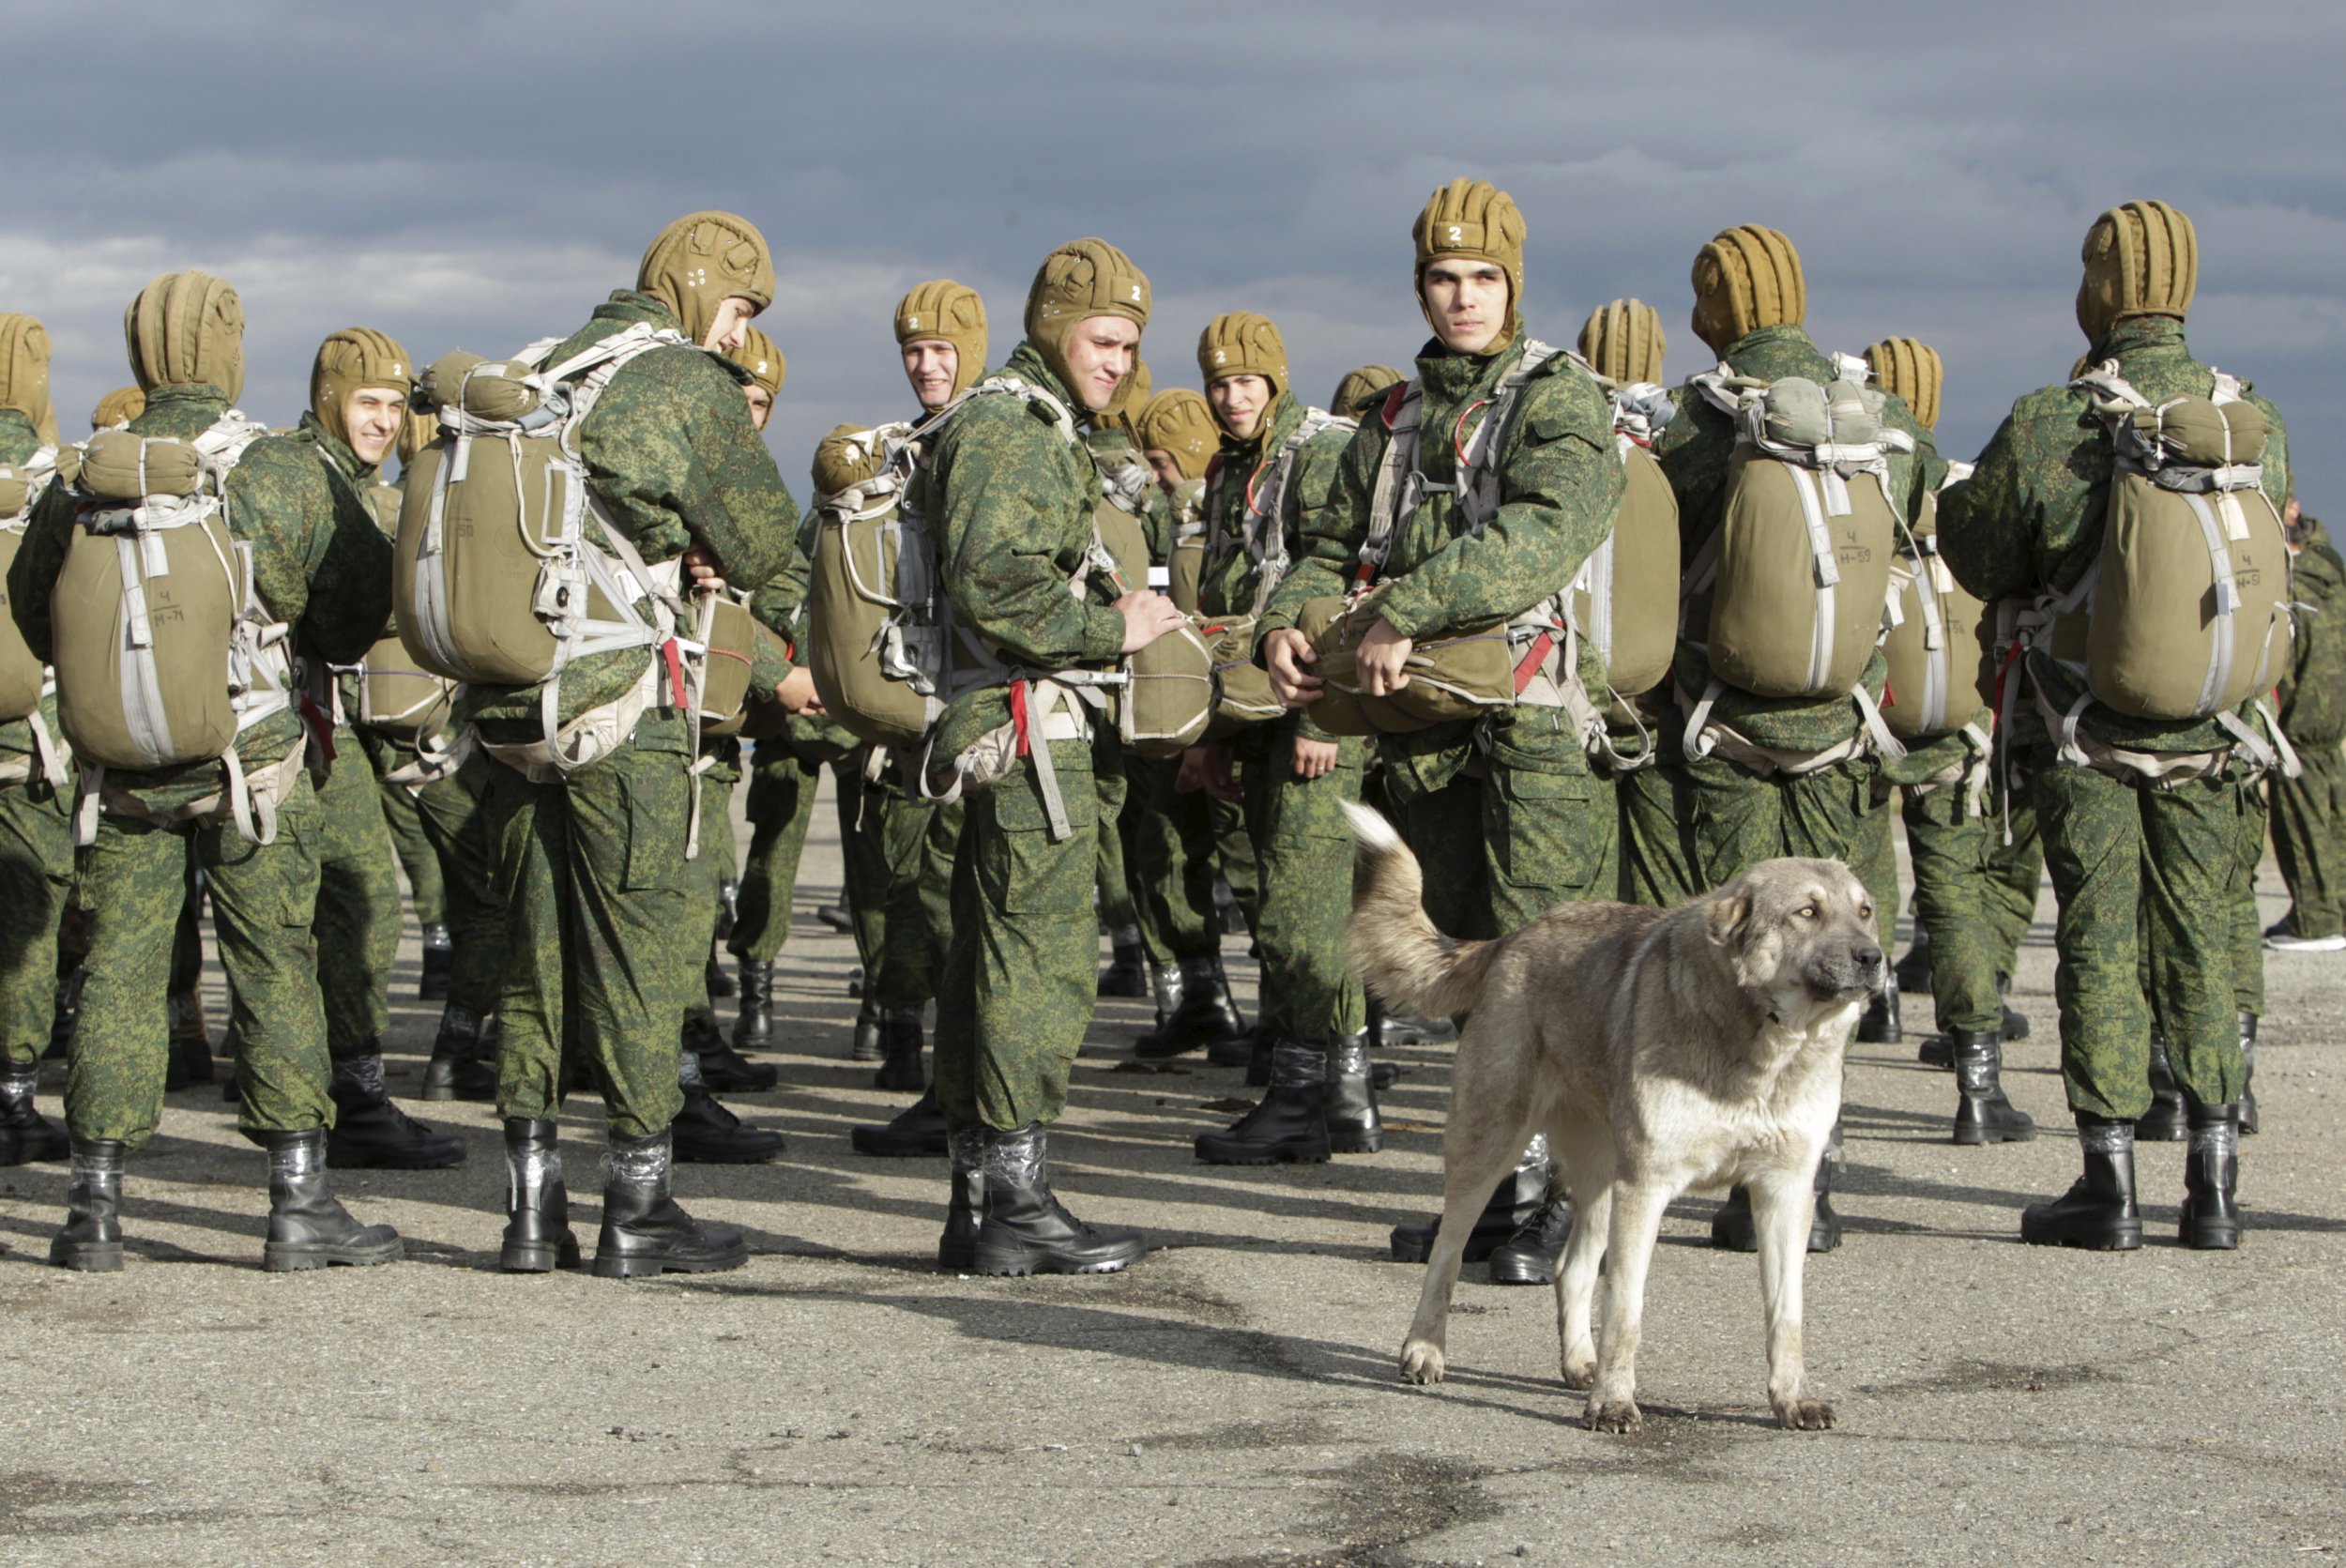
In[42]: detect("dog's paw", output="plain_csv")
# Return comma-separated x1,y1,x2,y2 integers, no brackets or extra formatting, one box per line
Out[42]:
1773,1397,1834,1432
1584,1398,1642,1433
1559,1353,1596,1391
1398,1341,1447,1386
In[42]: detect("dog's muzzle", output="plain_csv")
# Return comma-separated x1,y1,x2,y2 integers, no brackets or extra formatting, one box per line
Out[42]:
1808,943,1883,1000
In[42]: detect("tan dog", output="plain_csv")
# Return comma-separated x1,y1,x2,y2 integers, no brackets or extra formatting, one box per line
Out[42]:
1342,802,1880,1432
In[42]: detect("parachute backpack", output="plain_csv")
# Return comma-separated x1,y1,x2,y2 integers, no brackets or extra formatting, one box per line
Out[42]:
1089,434,1215,757
1568,380,1682,765
1881,461,1995,745
803,419,948,751
395,325,698,773
2037,366,2291,735
0,448,68,786
1301,342,1604,741
340,482,453,747
1679,356,1911,761
50,413,297,843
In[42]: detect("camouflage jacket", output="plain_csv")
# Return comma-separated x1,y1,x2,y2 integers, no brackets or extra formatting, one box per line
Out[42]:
920,342,1128,744
1938,314,2292,755
1198,391,1349,743
1654,324,1935,755
2278,521,2346,749
9,388,392,814
1262,332,1623,779
1086,426,1173,567
465,290,803,738
0,407,53,772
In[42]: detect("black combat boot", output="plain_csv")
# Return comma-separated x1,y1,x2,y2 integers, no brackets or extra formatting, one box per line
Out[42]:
260,1129,404,1271
971,1123,1145,1276
1917,1034,1954,1070
498,1119,579,1272
816,901,854,934
1488,1191,1575,1286
850,1086,950,1157
48,1138,126,1271
2135,1035,2186,1141
2179,1099,2242,1250
1390,1139,1551,1263
2237,1012,2260,1135
1712,1161,1840,1253
592,1128,749,1279
1144,958,1183,1031
732,958,774,1050
688,1014,777,1093
1999,973,2030,1042
419,922,453,1001
327,1046,465,1169
1201,959,1256,1065
2020,1116,2141,1250
1950,1028,2036,1146
1893,928,1932,997
1195,1042,1329,1165
938,1126,983,1271
1240,1025,1273,1085
1097,925,1148,997
849,997,885,1062
1135,953,1248,1060
715,877,739,943
874,1008,925,1093
1368,1000,1455,1049
1324,1030,1382,1155
674,1048,785,1164
1856,969,1901,1045
45,967,84,1061
0,1060,68,1165
165,990,213,1088
705,951,735,1001
421,1004,496,1102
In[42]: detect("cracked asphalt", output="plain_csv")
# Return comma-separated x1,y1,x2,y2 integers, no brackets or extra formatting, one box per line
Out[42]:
3,773,2343,1567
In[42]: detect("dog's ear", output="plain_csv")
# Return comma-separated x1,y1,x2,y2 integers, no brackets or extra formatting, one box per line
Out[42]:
1705,891,1750,951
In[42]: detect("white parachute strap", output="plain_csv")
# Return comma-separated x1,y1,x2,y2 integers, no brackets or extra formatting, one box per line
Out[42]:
0,445,59,527
1958,720,1994,819
1357,382,1424,587
23,688,67,791
1234,408,1355,611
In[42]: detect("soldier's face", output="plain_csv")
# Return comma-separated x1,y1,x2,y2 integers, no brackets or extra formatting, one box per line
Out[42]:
1208,373,1272,440
704,297,757,353
1144,448,1183,495
1423,261,1510,355
1064,316,1140,413
742,384,773,432
903,341,959,410
343,387,407,465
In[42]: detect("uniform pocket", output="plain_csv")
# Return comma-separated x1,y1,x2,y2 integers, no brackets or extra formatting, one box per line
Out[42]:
1486,764,1606,893
619,768,692,894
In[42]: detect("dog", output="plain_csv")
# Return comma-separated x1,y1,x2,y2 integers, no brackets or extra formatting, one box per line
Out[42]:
1341,801,1881,1433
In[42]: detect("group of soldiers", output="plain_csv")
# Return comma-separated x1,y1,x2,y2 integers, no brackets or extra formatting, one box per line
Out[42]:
0,180,2319,1283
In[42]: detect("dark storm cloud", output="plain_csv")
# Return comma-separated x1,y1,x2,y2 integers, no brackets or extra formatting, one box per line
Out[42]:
5,0,2339,507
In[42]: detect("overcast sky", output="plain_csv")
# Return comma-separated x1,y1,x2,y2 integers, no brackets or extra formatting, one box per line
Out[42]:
8,0,2340,508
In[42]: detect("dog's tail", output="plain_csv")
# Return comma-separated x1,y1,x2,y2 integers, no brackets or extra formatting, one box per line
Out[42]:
1340,800,1504,1025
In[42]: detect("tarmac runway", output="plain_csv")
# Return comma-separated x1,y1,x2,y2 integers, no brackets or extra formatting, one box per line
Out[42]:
3,772,2343,1566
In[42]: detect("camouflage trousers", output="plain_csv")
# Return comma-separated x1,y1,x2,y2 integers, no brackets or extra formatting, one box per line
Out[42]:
0,777,73,1072
1683,753,1882,920
2269,740,2345,940
479,721,691,1139
729,743,824,967
1615,758,1698,909
69,771,334,1147
933,731,1116,1132
358,727,446,927
312,726,401,1058
412,751,505,1016
2031,746,2247,1119
1895,775,2009,1036
2232,775,2268,1019
1095,757,1138,939
865,770,958,1014
1231,724,1367,1044
1124,754,1221,967
681,755,743,1036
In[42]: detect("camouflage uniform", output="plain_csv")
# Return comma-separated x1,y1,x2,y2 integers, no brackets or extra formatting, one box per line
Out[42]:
10,388,392,1146
1939,313,2289,1121
413,751,504,1017
2268,523,2346,939
1263,338,1625,943
465,290,800,1139
0,407,72,1082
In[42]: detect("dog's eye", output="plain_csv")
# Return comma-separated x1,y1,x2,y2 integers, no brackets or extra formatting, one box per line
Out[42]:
1857,905,1874,921
1797,905,1819,921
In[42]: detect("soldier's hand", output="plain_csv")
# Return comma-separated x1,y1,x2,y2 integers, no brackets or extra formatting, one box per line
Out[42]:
683,544,726,590
1115,590,1189,653
1265,629,1322,706
1355,617,1414,696
776,666,823,714
1290,735,1340,781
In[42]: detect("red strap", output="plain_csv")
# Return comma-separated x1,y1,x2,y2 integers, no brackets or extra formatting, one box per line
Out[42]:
1512,631,1555,695
1881,679,1897,710
1989,633,2026,723
297,695,336,764
1380,383,1409,429
661,638,689,710
1009,677,1031,758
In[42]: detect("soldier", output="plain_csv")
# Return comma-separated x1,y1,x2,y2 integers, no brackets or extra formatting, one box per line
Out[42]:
1184,312,1378,1165
0,312,70,1165
1854,336,2033,1146
2267,498,2346,962
290,328,466,1172
922,237,1185,1274
465,213,805,1276
1329,367,1406,424
1648,226,1929,1251
10,270,404,1270
1261,179,1625,1285
1940,200,2287,1252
